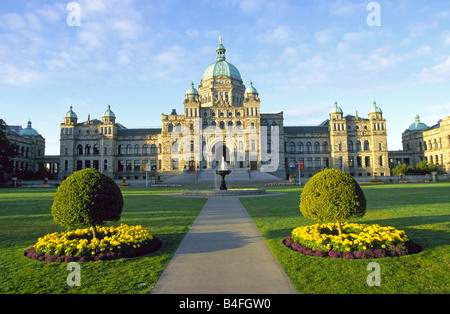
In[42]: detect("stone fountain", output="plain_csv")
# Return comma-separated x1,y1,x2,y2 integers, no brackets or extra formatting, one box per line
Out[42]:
215,157,231,190
180,157,266,196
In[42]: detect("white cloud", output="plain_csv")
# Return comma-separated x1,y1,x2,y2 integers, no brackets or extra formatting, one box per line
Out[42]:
418,57,450,83
330,0,365,16
0,62,44,86
314,29,336,45
258,25,293,45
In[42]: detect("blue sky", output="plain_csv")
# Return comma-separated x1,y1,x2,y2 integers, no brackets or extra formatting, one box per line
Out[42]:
1,0,449,155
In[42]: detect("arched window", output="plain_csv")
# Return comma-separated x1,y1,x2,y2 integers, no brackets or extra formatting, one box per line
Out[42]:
85,144,91,155
168,123,173,132
211,121,216,129
176,123,182,132
314,142,320,152
202,121,208,129
356,141,361,151
297,142,304,152
219,121,225,129
150,144,157,155
236,121,242,129
306,142,312,152
126,144,132,155
134,145,141,155
77,145,83,155
118,145,124,155
322,142,328,152
93,144,100,155
228,121,233,129
364,140,370,151
143,144,149,155
348,140,353,151
289,142,295,153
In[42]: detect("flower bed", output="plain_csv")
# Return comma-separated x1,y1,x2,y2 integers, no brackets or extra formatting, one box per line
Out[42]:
264,182,299,186
148,184,183,188
284,222,421,259
394,179,430,184
24,224,162,262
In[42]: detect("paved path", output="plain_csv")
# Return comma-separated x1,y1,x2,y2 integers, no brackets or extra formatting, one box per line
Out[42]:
151,196,297,294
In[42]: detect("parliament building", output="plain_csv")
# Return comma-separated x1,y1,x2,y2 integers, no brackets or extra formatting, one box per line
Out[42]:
57,40,422,183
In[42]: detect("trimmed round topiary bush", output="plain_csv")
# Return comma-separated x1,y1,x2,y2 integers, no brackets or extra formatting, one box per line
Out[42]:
300,168,366,235
51,168,123,238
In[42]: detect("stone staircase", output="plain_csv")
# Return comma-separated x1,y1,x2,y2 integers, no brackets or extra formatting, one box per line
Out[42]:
162,167,285,186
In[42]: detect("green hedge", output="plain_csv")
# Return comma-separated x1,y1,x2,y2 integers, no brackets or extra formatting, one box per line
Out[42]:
51,169,123,230
300,169,366,234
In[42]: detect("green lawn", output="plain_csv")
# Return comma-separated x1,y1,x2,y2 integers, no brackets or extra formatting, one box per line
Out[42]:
240,183,450,293
0,183,449,293
0,188,206,293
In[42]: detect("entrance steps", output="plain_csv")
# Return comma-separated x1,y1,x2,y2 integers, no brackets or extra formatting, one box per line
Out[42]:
162,168,285,186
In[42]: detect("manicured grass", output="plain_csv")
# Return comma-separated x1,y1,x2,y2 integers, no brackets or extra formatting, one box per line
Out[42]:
240,183,450,293
1,183,449,294
0,188,206,293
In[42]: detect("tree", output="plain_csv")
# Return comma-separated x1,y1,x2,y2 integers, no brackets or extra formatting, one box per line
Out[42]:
0,119,18,183
392,163,412,176
299,169,366,235
51,168,123,239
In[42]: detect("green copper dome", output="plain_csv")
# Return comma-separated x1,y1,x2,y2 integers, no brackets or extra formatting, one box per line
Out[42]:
19,120,39,136
330,101,343,114
245,81,258,94
103,105,115,118
408,115,429,131
65,106,77,119
369,101,382,114
186,82,199,95
202,40,242,81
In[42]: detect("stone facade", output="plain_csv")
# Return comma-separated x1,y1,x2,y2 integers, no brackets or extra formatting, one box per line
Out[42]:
6,121,46,176
423,117,450,173
58,41,392,182
391,115,450,173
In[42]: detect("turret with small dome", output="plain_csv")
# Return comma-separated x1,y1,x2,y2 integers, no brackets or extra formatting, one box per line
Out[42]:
19,120,40,137
102,105,116,124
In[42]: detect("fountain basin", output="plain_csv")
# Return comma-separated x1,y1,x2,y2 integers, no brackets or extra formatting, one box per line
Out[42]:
180,188,266,197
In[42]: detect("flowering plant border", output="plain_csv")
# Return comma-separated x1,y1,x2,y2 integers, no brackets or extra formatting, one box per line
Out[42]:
24,224,162,262
264,182,299,186
284,222,422,259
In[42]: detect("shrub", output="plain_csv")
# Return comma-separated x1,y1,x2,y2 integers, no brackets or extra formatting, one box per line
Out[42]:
299,169,366,235
51,169,123,238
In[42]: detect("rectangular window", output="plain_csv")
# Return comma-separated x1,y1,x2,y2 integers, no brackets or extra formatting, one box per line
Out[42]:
349,156,354,167
356,156,362,167
306,157,313,168
77,160,82,171
314,157,321,168
118,160,124,172
172,158,179,169
126,160,132,171
134,160,140,171
365,156,371,167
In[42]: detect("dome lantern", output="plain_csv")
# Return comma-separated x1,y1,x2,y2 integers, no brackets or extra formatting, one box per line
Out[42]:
201,38,242,81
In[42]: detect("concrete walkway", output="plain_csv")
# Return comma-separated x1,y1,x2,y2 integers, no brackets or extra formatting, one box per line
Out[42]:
151,196,297,294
